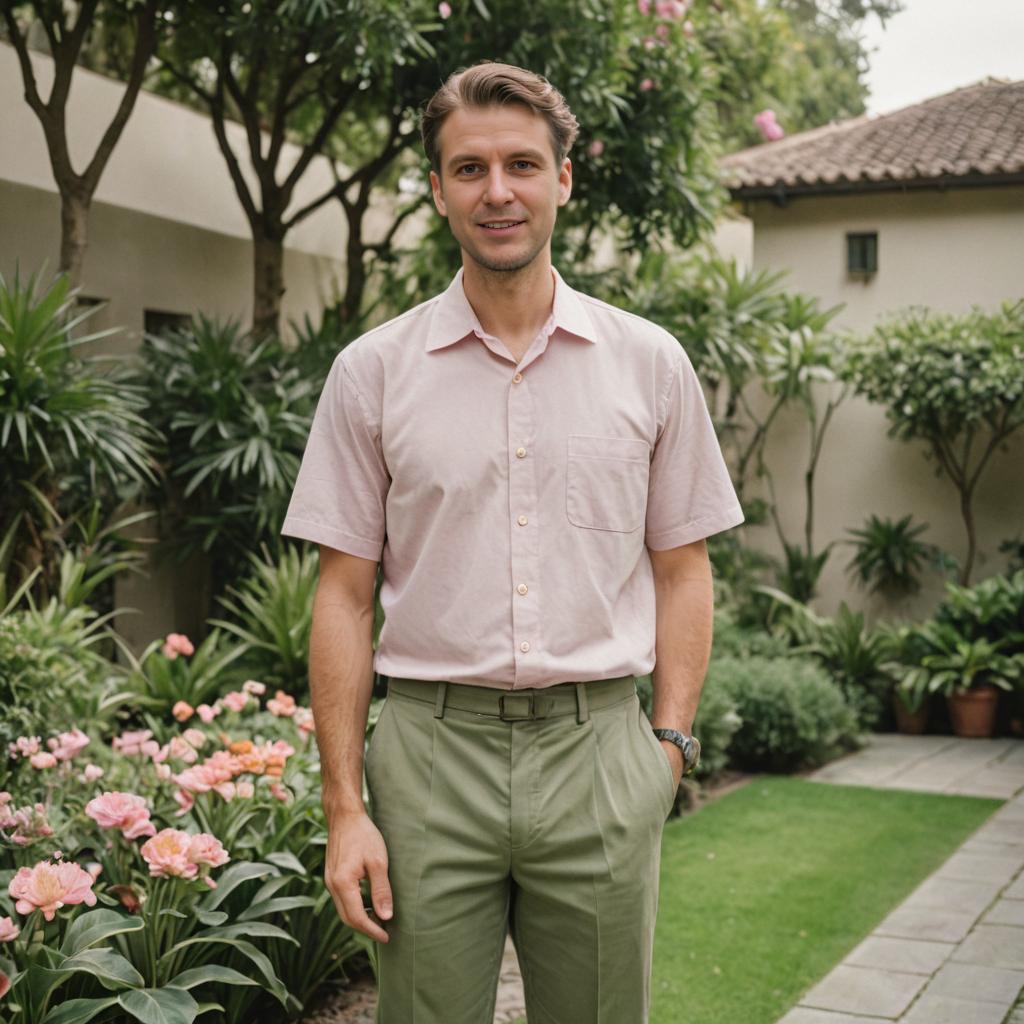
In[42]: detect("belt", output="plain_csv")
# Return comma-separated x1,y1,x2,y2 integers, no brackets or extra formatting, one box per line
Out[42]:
386,675,637,723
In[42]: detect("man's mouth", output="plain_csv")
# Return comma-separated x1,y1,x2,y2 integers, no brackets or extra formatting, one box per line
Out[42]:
478,220,525,233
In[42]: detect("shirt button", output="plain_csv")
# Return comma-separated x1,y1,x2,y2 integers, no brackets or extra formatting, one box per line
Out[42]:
520,641,531,653
516,583,528,595
513,372,523,383
515,446,527,458
517,515,528,526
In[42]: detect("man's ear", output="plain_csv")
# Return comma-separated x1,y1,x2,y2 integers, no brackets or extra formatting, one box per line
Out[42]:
557,157,573,207
429,170,447,217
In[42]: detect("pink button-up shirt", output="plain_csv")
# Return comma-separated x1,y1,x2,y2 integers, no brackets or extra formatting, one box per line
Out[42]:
281,267,744,690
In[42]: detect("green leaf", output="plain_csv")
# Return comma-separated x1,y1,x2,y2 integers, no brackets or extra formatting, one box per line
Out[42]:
61,908,146,955
237,895,317,921
263,850,306,874
118,987,200,1024
197,861,277,911
42,996,120,1024
61,947,145,990
166,965,259,990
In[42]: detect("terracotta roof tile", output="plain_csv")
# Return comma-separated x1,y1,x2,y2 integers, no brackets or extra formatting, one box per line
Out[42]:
721,78,1024,194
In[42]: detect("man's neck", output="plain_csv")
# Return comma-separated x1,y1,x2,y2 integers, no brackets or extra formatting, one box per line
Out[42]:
461,255,555,345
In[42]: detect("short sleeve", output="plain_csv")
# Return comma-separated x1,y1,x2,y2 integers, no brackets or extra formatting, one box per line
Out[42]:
280,355,388,560
644,347,744,550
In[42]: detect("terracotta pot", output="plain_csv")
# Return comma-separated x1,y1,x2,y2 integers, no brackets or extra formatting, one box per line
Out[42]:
893,694,929,735
946,685,999,738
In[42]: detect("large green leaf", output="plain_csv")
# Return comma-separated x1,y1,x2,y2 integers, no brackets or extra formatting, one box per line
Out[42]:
60,908,145,955
166,964,259,990
42,996,120,1024
197,860,277,911
118,987,200,1024
61,947,145,990
237,895,317,921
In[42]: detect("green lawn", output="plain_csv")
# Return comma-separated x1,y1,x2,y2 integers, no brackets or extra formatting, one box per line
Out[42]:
651,777,1000,1024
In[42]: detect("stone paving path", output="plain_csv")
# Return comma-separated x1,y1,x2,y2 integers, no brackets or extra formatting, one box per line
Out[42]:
779,735,1024,1024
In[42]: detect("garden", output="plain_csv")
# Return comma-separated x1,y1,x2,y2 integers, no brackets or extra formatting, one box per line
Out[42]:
2,0,1024,1022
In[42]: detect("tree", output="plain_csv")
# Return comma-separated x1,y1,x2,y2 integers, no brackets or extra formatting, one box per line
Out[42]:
842,301,1024,585
1,0,162,288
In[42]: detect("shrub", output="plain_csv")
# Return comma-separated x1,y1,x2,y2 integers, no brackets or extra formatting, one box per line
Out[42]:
706,655,860,772
691,680,743,779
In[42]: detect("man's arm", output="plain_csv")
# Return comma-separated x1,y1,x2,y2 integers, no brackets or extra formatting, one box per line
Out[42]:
311,543,392,943
648,537,715,784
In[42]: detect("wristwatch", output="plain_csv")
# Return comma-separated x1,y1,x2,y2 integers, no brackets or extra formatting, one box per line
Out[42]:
652,729,701,775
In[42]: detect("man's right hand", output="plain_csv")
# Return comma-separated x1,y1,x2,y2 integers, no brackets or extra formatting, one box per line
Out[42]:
324,810,393,943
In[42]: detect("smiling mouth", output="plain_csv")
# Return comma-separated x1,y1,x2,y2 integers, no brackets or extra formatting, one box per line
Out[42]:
478,221,525,232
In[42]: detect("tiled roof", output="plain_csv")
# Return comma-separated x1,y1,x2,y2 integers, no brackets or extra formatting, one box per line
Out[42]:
721,78,1024,197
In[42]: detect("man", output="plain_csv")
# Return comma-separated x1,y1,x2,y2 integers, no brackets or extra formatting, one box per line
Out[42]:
281,61,744,1023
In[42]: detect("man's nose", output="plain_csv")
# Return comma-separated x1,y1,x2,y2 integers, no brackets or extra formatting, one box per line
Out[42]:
482,168,514,204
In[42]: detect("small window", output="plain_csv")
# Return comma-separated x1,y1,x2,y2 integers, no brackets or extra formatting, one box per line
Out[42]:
144,309,192,337
847,232,878,277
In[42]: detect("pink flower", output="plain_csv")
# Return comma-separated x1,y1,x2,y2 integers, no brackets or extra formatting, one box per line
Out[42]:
112,729,154,757
640,78,654,91
183,728,207,749
0,803,54,846
655,21,669,38
9,861,97,921
86,863,103,880
655,0,688,18
161,633,195,659
29,752,58,770
587,139,605,158
172,701,194,722
221,691,249,714
753,109,784,141
266,691,296,717
196,704,220,724
173,789,194,817
269,782,292,803
10,736,40,758
0,970,9,998
187,833,229,868
294,706,315,736
637,0,650,12
83,764,104,783
0,917,19,942
682,18,695,37
242,679,266,696
642,35,659,49
140,829,197,880
235,780,255,799
438,0,452,16
85,792,157,841
167,736,198,764
156,764,172,780
47,729,90,761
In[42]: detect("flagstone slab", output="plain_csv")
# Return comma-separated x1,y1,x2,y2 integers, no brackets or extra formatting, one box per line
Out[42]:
927,961,1024,1005
982,898,1024,927
901,993,1010,1024
935,850,1023,886
844,935,955,975
874,905,980,944
777,1010,886,1024
952,924,1024,970
801,966,926,1018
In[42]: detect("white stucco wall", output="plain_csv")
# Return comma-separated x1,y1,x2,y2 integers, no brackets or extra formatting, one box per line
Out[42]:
739,185,1024,622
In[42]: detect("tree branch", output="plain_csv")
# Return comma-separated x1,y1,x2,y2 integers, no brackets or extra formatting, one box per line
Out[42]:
1,4,48,121
209,78,259,225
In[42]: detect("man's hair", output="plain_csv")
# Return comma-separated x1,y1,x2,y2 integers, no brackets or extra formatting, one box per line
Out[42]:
420,61,580,175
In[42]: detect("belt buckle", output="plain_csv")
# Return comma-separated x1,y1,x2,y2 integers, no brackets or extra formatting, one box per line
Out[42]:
498,693,534,720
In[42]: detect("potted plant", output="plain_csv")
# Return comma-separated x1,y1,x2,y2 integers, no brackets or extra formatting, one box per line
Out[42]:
879,623,934,734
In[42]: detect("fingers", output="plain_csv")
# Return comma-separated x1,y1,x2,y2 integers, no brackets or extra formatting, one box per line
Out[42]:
335,869,391,943
366,851,394,924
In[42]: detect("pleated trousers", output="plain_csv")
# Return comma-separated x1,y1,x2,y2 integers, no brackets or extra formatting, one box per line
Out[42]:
363,674,677,1024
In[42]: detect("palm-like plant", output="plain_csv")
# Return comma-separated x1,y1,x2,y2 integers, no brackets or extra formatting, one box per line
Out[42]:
845,513,950,598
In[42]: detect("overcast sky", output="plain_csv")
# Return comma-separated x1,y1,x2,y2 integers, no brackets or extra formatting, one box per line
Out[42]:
861,0,1024,115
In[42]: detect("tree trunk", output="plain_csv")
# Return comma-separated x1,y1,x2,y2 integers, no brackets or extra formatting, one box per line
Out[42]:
252,229,285,339
959,486,976,586
59,187,92,289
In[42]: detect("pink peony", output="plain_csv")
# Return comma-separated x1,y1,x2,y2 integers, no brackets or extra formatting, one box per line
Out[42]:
47,728,90,761
0,803,54,846
167,736,199,764
196,704,220,724
587,139,605,158
640,77,654,91
85,792,157,841
86,863,103,880
140,829,197,879
242,679,266,696
156,764,172,781
172,701,194,722
655,21,669,38
183,728,207,749
0,970,9,998
266,691,296,717
235,780,255,799
112,729,154,757
162,633,195,659
83,764,104,782
173,789,194,817
294,706,315,736
269,782,292,803
187,833,229,868
438,0,451,16
221,691,249,714
637,0,650,12
10,736,40,758
9,861,97,921
0,916,19,942
29,752,58,770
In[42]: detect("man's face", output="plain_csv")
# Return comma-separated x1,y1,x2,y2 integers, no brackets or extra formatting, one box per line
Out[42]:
429,103,572,274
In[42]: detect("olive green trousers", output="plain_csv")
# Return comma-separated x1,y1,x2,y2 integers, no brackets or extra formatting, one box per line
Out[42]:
363,675,677,1024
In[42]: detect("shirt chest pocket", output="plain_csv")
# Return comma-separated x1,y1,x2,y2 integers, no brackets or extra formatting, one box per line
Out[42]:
566,434,650,533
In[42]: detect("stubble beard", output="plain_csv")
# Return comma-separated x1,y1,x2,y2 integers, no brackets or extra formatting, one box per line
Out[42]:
458,226,550,277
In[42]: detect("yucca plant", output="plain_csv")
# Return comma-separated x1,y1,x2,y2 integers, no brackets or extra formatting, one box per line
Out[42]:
0,267,160,603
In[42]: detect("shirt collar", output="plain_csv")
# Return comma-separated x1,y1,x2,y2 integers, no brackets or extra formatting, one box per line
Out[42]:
425,265,597,352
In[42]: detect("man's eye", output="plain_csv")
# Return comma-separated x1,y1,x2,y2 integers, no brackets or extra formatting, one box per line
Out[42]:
513,160,534,170
457,164,481,175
